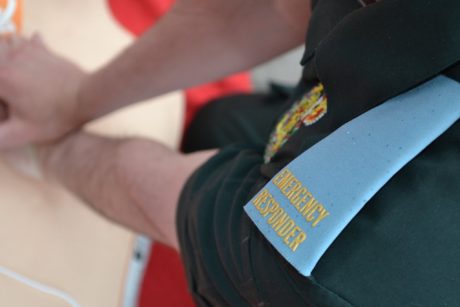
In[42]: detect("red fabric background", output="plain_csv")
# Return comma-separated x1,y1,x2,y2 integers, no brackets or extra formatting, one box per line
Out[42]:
107,0,252,306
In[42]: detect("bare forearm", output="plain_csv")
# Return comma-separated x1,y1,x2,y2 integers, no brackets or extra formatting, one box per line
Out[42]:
40,134,155,236
0,0,310,149
78,0,311,121
40,133,215,248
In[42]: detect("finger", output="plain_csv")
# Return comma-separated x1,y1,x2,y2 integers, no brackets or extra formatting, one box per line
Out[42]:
30,32,46,48
6,34,26,49
30,32,42,43
0,34,25,47
0,120,31,150
0,38,9,61
0,35,26,62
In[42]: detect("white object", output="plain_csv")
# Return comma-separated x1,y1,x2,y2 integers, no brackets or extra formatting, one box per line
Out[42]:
0,0,17,33
0,266,81,307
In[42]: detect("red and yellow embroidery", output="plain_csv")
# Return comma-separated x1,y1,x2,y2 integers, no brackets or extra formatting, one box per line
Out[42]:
264,84,327,163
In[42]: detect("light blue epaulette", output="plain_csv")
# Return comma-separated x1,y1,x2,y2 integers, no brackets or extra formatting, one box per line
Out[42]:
244,75,460,277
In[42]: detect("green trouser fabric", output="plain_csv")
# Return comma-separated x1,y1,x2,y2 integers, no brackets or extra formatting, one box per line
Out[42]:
177,0,460,306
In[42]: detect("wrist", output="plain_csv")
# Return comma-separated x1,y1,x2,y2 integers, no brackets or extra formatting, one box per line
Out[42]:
73,72,95,127
35,135,75,182
75,68,122,125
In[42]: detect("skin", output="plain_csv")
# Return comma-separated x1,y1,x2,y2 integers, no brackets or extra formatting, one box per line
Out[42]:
0,0,311,249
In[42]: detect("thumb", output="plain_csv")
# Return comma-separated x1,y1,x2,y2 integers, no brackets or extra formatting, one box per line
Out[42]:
0,119,31,150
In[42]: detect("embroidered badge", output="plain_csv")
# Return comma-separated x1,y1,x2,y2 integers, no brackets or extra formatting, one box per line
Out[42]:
264,84,327,163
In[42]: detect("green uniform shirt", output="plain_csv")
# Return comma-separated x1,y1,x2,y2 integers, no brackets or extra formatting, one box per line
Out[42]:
178,0,460,306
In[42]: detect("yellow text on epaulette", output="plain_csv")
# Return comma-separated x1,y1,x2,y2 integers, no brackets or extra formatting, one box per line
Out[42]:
251,169,330,252
272,169,330,226
252,189,307,252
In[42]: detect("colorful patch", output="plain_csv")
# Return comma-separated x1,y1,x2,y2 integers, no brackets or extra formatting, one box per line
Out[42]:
264,84,327,163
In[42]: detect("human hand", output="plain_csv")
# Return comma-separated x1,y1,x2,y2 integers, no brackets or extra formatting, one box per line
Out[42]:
0,33,88,149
